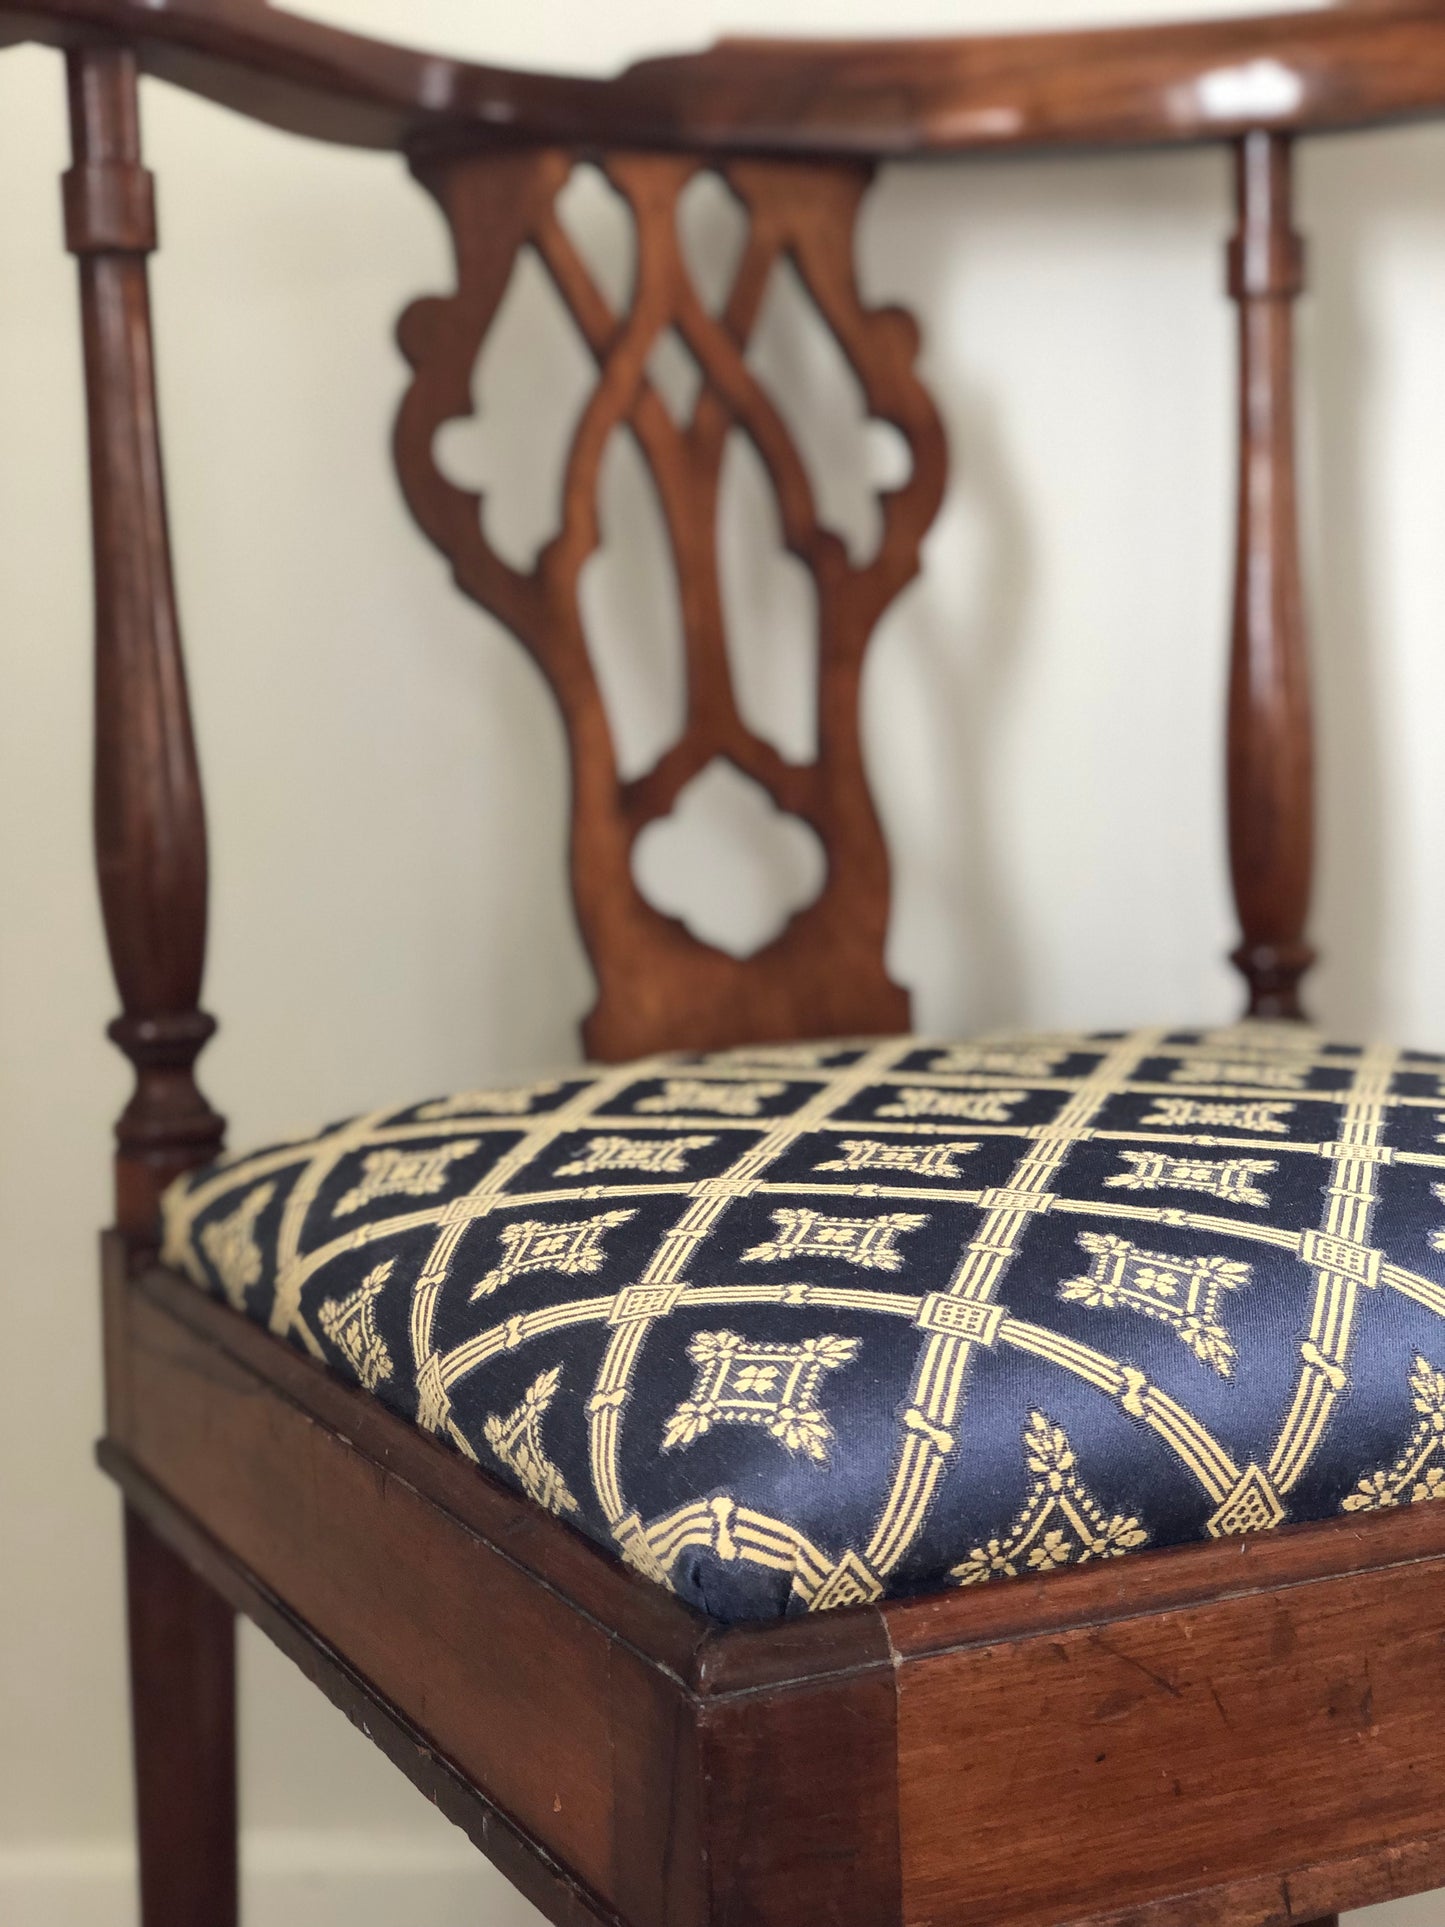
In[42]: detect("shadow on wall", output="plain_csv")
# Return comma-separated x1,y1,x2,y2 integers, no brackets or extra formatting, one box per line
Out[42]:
861,148,1241,1035
422,126,1437,1054
1299,125,1445,1042
877,372,1036,1034
1305,145,1386,1039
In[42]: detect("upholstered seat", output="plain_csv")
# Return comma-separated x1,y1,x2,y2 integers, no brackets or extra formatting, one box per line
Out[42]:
160,1023,1445,1623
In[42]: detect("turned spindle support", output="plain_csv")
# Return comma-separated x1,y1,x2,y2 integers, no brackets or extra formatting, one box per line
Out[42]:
1226,128,1315,1019
65,46,224,1238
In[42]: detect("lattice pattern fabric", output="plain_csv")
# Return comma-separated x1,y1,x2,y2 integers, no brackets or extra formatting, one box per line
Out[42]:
161,1025,1445,1622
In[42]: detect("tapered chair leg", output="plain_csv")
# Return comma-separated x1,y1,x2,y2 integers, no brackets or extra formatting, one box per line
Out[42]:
125,1505,238,1927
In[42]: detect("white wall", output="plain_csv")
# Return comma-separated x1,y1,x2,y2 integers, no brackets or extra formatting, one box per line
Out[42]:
2,0,1444,1918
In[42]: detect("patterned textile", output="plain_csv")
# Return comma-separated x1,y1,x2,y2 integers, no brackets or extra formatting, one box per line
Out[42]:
161,1024,1445,1623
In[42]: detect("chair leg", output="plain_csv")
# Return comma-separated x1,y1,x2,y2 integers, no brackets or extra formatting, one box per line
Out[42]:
125,1505,238,1927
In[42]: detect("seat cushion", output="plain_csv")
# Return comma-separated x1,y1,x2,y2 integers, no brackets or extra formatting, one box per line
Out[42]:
160,1023,1445,1622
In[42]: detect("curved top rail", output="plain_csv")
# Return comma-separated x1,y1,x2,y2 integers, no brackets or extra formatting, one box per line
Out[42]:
7,0,1445,158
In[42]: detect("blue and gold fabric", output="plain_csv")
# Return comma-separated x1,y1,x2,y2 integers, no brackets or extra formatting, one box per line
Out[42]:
161,1024,1445,1623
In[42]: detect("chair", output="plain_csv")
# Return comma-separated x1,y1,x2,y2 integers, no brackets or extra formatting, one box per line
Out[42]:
24,0,1445,1919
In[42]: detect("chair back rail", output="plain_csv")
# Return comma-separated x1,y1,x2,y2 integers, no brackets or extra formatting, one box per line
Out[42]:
10,0,1445,1227
12,0,1445,153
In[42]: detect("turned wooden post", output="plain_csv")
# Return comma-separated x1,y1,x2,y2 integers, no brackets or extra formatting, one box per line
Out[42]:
1226,129,1315,1018
64,46,224,1238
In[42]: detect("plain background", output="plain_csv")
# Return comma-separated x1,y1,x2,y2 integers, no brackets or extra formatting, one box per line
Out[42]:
4,0,1445,1918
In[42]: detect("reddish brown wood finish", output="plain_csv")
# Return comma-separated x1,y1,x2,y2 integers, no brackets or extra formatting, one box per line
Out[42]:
124,1506,237,1927
624,10,1445,158
122,1287,660,1913
900,1541,1445,1926
65,44,224,1236
66,51,236,1927
26,3,1445,1927
110,1455,622,1927
101,1253,1445,1927
1226,131,1314,1019
11,0,1445,159
395,148,943,1058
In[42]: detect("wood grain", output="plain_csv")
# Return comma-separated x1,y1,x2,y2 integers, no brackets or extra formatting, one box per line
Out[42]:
700,1668,901,1927
1226,131,1315,1018
65,44,224,1236
126,1253,1445,1697
124,1505,237,1927
108,1447,623,1927
119,1275,698,1923
396,148,943,1058
12,1,1445,158
129,1253,710,1677
897,1551,1445,1927
103,1262,1445,1927
50,3,1445,1923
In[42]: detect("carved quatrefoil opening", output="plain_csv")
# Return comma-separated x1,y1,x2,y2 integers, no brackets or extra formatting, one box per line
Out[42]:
677,171,750,315
578,432,688,781
431,245,594,571
719,430,820,765
632,758,827,959
747,259,913,566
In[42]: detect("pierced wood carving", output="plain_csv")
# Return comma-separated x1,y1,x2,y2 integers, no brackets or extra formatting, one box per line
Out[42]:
395,149,947,1061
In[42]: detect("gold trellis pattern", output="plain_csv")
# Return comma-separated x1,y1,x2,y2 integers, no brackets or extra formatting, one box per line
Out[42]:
741,1205,926,1269
951,1411,1149,1584
663,1330,860,1459
199,1183,274,1311
161,1024,1445,1623
317,1261,396,1393
1060,1233,1250,1375
1342,1353,1445,1510
483,1366,580,1517
1105,1150,1276,1209
474,1209,635,1298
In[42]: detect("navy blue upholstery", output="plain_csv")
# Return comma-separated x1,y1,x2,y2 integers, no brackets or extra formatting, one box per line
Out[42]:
161,1025,1445,1622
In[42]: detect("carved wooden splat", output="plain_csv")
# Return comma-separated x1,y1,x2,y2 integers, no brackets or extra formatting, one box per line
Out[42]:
394,147,947,1060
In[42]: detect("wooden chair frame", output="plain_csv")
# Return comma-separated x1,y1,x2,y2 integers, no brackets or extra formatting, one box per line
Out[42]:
12,0,1445,1921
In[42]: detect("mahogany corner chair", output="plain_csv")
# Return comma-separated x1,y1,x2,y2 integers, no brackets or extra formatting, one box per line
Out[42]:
24,0,1445,1922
